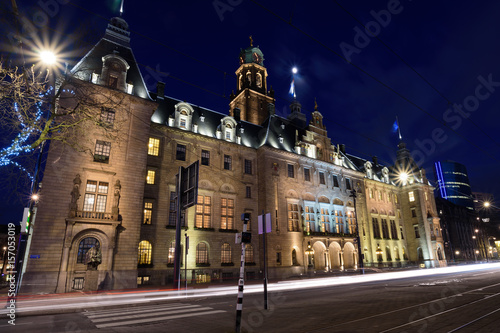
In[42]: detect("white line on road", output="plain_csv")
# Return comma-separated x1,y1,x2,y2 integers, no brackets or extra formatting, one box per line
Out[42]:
86,305,203,320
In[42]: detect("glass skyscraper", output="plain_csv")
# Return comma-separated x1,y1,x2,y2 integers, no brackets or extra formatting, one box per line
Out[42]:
434,161,474,210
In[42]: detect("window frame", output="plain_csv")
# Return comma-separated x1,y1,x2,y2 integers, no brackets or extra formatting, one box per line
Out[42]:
244,159,252,174
94,140,111,163
148,137,160,156
176,144,186,161
287,164,295,178
224,154,232,170
201,149,210,166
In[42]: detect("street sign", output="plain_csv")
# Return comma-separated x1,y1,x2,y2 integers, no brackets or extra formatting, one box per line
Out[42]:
180,161,199,209
258,213,272,234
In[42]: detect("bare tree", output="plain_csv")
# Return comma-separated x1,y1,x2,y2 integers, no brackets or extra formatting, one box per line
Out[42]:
0,60,127,181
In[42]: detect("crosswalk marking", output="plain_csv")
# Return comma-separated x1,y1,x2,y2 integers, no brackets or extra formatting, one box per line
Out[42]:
83,303,226,329
86,304,199,319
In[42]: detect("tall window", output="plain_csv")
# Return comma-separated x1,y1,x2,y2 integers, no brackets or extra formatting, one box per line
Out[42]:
400,226,405,239
100,108,115,127
77,237,99,263
195,195,211,228
94,140,111,163
411,208,417,217
319,172,326,185
333,175,339,187
408,191,415,202
304,168,311,182
143,202,153,224
146,170,155,184
378,191,382,201
221,198,234,229
176,144,186,161
381,219,390,239
138,240,152,265
346,210,356,234
196,243,209,264
390,220,398,239
245,244,254,263
334,209,343,233
386,246,392,261
414,225,420,238
319,207,330,232
288,164,295,178
169,191,177,226
305,204,315,232
345,178,352,190
395,195,399,204
201,150,210,166
224,155,232,170
83,181,108,212
221,243,232,264
245,186,251,198
148,138,160,156
168,241,175,265
287,203,300,231
369,188,374,199
372,217,381,238
244,159,252,174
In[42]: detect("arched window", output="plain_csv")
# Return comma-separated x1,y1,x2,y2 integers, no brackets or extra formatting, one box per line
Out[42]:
138,240,152,265
77,237,99,263
256,73,262,88
292,249,298,266
196,242,209,265
385,246,392,261
246,71,252,85
437,247,444,260
221,243,232,264
417,247,424,261
245,244,254,263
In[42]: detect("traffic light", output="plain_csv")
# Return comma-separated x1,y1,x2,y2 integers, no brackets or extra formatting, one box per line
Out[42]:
241,232,252,243
21,208,30,234
241,213,250,223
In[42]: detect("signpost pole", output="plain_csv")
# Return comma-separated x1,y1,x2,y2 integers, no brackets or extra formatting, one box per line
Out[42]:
173,166,182,290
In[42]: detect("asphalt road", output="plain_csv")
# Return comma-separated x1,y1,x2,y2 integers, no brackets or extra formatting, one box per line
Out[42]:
2,265,500,332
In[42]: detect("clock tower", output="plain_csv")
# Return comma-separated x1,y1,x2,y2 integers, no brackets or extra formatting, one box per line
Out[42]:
229,36,275,125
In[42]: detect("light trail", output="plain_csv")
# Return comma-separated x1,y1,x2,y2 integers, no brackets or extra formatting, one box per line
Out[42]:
1,263,499,315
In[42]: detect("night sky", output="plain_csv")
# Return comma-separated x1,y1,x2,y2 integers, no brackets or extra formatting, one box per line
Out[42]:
1,0,500,224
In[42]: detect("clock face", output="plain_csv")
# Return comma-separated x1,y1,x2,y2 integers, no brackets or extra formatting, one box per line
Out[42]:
253,52,261,63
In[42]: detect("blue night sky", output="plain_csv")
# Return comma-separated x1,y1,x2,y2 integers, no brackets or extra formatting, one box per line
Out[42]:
1,0,500,223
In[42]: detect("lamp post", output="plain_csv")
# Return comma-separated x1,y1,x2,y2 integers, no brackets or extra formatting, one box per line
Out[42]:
13,50,57,295
305,242,314,269
350,189,364,274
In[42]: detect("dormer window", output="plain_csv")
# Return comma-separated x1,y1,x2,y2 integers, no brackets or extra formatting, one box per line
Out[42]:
180,118,187,129
225,124,232,140
99,54,130,92
109,75,118,89
174,102,194,131
219,117,237,143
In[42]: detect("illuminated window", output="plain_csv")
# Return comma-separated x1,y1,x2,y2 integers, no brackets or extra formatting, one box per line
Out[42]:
137,276,150,285
146,170,155,184
148,138,160,156
196,242,209,265
168,241,175,265
287,203,300,231
83,181,108,212
305,204,316,232
100,108,115,127
176,144,186,161
143,202,153,224
424,192,428,201
288,164,295,178
395,195,398,204
378,191,382,201
94,140,111,163
195,195,211,228
138,240,152,265
221,243,232,264
304,168,311,182
245,244,254,263
409,191,415,202
319,207,330,232
346,210,355,234
201,150,210,166
73,277,84,290
334,209,344,233
77,237,99,263
224,155,232,170
369,188,374,199
221,198,234,229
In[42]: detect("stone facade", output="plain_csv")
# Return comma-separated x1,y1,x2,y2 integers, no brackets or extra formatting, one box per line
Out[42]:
23,17,446,294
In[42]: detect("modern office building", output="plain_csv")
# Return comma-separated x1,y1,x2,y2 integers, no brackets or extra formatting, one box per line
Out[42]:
434,161,474,210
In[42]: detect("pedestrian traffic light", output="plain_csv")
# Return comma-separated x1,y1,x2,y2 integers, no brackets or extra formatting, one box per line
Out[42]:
21,208,30,234
241,232,252,243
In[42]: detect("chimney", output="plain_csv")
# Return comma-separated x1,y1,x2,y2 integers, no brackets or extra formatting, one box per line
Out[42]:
372,156,378,166
339,144,346,154
157,82,165,98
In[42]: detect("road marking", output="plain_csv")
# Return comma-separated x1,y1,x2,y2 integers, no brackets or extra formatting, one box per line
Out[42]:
94,310,226,328
84,303,189,317
87,305,205,321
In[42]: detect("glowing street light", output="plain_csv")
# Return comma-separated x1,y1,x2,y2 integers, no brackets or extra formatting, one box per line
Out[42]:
292,67,298,74
484,201,491,208
40,50,57,65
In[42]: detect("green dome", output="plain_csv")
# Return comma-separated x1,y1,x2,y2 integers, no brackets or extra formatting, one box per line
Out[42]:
239,37,264,66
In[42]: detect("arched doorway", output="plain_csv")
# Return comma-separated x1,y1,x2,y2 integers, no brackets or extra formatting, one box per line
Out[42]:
312,241,327,271
343,242,356,269
329,242,342,270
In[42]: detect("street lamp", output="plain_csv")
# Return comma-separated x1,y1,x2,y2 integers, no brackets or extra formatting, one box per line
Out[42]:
39,50,56,65
305,242,314,268
350,189,364,274
292,67,298,74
